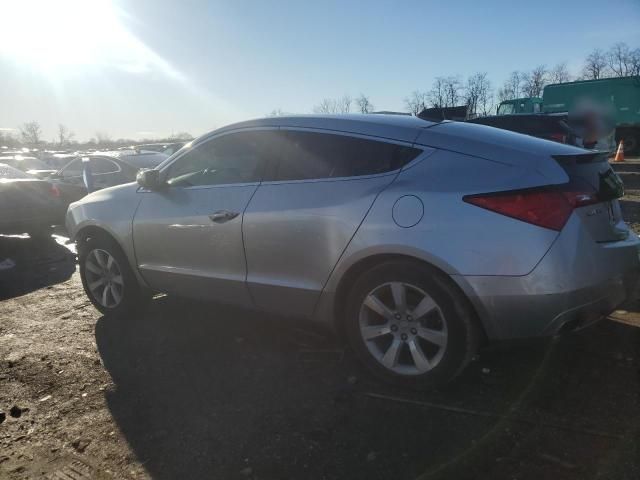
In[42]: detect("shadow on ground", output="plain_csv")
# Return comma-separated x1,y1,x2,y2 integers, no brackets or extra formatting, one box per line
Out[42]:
95,296,640,480
0,234,76,300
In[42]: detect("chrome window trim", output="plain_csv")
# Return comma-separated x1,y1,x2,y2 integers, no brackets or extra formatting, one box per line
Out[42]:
155,125,431,190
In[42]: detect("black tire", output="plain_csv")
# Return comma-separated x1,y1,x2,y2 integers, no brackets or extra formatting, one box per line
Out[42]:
344,261,480,389
78,234,149,317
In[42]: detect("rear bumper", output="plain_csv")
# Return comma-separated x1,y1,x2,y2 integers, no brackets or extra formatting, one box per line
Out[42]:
454,215,640,340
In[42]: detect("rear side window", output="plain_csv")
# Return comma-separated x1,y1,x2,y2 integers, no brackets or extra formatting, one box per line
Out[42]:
266,131,421,182
91,158,121,174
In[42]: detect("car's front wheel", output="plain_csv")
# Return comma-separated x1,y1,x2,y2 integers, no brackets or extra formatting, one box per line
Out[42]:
79,235,149,317
345,261,480,389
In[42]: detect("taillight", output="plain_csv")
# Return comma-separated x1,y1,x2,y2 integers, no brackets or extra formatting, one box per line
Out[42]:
463,182,598,231
49,184,61,197
548,133,567,144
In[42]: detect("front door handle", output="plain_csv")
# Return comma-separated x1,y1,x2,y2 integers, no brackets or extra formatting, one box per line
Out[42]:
209,210,239,223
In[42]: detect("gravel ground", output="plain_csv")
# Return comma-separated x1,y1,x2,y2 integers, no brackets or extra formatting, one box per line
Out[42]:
1,165,639,479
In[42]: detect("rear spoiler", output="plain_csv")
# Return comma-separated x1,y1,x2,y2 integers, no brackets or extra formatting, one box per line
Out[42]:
552,152,608,165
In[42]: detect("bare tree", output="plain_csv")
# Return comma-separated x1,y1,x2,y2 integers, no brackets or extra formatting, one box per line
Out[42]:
355,94,374,113
607,42,635,77
57,124,74,147
522,65,547,97
465,72,493,117
313,98,337,114
268,108,285,116
443,76,463,107
497,71,524,102
19,121,42,146
338,95,352,114
404,90,428,115
428,78,447,108
630,48,640,77
95,131,112,146
0,130,19,148
549,62,571,84
582,49,608,80
313,96,352,114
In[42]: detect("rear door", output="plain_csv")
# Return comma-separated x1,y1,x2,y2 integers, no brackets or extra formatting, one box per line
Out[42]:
243,129,422,318
54,158,87,204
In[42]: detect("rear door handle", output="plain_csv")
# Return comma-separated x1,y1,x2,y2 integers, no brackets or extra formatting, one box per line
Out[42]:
209,210,239,223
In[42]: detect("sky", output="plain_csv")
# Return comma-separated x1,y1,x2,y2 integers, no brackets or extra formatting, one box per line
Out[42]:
0,0,639,142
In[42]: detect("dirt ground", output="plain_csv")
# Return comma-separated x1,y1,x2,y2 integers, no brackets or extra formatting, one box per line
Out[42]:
1,164,639,480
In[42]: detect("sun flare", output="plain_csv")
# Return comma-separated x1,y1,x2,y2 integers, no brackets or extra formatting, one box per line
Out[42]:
0,0,178,77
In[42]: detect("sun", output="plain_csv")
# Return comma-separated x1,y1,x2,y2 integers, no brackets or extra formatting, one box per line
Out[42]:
0,0,177,76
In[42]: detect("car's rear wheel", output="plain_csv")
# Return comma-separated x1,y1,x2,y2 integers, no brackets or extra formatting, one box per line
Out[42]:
79,235,148,317
345,261,479,389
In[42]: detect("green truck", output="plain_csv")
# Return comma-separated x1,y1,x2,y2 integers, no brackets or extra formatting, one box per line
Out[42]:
496,76,640,154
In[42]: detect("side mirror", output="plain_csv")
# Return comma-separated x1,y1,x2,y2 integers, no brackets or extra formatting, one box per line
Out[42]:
136,169,166,191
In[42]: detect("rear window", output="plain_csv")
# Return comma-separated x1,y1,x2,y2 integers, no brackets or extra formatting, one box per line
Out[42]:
266,131,421,182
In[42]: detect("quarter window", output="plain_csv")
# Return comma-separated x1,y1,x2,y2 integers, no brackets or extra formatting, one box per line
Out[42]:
266,130,421,182
166,131,274,187
91,158,120,174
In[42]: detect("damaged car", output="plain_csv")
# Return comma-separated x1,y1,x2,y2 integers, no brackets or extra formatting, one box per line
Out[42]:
66,114,639,388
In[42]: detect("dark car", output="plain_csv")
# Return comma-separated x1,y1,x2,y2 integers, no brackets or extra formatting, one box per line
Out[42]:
467,113,578,145
0,163,65,237
0,155,58,178
50,152,167,206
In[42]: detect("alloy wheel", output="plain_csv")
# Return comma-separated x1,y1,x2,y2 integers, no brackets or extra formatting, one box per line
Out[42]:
84,249,124,309
358,282,448,375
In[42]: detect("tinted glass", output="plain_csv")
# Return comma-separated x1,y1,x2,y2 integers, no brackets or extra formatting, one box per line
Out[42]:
166,131,275,187
61,158,83,176
91,158,120,174
122,153,166,169
266,131,421,182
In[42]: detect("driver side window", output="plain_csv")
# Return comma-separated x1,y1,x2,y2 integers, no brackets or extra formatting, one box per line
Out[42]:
166,131,272,187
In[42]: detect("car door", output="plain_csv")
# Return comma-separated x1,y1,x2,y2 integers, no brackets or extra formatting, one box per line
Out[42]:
54,157,88,204
243,129,422,318
132,129,275,304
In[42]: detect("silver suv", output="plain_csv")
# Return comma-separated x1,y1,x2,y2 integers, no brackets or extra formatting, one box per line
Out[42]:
66,114,640,388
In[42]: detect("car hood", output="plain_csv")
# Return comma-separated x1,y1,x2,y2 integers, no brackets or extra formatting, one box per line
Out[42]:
70,181,139,208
